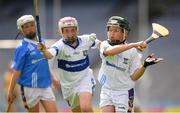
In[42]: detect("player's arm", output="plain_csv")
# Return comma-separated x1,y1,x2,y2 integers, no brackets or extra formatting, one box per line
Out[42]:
42,49,54,59
130,53,163,81
50,71,60,90
7,70,20,103
130,65,146,81
38,43,54,59
103,41,147,56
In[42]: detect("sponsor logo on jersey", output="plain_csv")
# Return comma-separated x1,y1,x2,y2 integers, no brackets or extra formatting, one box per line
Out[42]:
32,58,45,64
106,61,126,72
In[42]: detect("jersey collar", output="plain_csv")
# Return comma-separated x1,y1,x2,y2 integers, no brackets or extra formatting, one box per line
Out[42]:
24,38,37,45
62,37,80,49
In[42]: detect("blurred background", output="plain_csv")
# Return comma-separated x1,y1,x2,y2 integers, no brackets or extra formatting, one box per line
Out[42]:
0,0,180,112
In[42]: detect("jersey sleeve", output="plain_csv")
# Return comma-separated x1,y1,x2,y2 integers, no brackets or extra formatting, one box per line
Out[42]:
129,49,142,75
100,41,110,59
48,40,61,57
12,46,26,71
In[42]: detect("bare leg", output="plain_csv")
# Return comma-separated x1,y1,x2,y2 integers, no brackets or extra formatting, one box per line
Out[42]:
101,105,115,113
79,92,93,112
28,103,39,112
40,100,58,112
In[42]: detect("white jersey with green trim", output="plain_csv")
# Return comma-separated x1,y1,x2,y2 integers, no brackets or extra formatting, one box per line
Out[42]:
98,40,142,91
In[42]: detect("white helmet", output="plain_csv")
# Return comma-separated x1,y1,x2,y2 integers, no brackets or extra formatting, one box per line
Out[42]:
17,15,35,31
58,16,78,34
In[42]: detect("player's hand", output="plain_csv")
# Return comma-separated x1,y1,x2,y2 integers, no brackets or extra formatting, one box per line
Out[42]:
143,53,163,68
51,78,61,90
7,93,16,103
133,41,147,51
137,41,147,51
89,33,97,41
37,42,46,52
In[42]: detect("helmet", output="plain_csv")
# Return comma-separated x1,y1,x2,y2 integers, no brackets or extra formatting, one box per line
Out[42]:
107,16,130,32
17,15,35,31
58,17,78,34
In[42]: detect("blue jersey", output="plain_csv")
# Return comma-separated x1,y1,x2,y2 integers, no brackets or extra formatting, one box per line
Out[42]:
12,38,51,88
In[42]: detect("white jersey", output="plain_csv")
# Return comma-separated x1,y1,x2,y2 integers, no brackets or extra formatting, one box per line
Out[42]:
98,40,142,91
48,34,99,89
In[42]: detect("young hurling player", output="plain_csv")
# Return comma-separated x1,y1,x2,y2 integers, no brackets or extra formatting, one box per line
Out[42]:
98,16,163,113
7,15,59,112
38,16,101,112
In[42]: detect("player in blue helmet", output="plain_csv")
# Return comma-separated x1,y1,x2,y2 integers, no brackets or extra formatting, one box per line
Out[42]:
98,16,163,113
7,15,59,112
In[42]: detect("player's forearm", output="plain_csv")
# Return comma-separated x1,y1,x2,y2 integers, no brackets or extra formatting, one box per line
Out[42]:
130,65,146,81
8,70,20,94
51,72,57,82
50,71,61,90
104,43,135,56
42,49,54,59
38,42,54,59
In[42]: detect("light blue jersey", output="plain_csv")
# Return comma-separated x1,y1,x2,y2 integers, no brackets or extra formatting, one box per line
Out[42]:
12,38,51,88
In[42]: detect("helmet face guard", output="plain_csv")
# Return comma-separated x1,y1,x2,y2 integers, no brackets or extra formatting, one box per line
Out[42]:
58,17,78,34
107,16,130,45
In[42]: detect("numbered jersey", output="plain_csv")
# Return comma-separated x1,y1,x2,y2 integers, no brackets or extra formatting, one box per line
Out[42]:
48,34,99,88
98,40,142,90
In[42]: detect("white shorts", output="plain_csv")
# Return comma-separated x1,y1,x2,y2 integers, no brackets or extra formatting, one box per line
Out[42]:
20,86,56,109
100,88,134,113
63,74,96,109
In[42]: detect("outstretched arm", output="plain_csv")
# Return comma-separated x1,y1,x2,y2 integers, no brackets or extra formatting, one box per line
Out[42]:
130,53,163,81
103,41,147,56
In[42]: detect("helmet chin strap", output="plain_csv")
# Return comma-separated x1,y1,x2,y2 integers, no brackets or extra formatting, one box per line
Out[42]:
107,39,126,46
108,28,127,46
